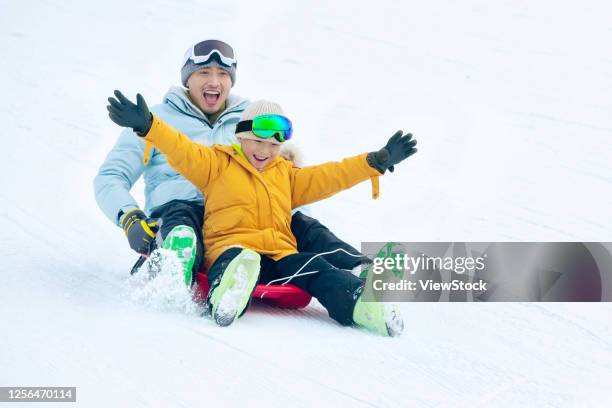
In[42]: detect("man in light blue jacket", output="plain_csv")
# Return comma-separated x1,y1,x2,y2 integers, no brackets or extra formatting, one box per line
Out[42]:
95,39,369,286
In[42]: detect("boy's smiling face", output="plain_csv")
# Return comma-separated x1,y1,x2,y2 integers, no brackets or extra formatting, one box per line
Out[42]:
239,136,282,171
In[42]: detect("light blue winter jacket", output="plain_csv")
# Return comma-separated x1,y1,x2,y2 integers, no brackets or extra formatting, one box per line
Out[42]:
94,87,250,226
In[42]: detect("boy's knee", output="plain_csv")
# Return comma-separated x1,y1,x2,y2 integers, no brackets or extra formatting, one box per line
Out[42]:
291,211,327,236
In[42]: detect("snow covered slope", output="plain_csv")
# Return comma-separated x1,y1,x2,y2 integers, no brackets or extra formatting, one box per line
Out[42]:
1,0,611,406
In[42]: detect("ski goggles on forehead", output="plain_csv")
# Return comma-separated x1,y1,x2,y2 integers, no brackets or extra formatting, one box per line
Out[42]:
236,114,293,142
182,39,237,67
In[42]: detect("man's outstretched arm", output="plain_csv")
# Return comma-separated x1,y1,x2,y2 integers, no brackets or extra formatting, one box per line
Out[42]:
93,126,146,226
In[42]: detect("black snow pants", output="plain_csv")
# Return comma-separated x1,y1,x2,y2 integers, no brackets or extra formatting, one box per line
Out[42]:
208,247,365,326
290,211,371,269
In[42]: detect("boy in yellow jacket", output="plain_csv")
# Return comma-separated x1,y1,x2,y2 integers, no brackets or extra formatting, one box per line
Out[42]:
107,91,417,336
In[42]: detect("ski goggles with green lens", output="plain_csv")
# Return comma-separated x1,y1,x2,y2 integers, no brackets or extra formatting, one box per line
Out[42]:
182,39,237,67
236,114,293,142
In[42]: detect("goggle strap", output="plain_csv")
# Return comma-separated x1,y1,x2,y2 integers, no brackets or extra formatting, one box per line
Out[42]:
235,120,253,134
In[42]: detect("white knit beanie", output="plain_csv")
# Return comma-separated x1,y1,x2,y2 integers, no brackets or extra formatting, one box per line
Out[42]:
237,100,285,140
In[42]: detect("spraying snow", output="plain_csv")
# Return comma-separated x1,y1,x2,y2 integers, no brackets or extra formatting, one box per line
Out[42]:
125,249,203,316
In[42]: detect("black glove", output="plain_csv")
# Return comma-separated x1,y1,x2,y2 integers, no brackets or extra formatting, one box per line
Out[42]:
107,90,153,136
367,130,417,173
120,208,159,255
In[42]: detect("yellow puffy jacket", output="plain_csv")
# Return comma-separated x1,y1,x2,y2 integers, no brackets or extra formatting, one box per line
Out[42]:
144,116,382,270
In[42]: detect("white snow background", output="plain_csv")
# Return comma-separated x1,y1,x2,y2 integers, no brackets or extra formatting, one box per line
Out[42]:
1,0,611,407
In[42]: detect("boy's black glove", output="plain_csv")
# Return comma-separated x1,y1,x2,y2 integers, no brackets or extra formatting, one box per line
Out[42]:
367,130,417,174
107,90,153,136
120,208,159,255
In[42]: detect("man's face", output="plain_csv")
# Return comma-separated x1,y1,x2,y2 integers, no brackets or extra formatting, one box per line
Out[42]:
186,66,232,115
239,137,281,171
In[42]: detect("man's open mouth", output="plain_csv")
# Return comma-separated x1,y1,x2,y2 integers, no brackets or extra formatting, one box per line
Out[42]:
253,154,268,163
203,90,220,105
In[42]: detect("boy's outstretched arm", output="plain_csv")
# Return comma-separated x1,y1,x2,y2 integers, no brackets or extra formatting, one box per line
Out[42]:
107,90,221,191
290,131,417,208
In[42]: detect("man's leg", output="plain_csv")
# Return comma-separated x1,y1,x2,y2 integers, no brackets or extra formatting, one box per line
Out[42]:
290,211,371,271
149,200,205,286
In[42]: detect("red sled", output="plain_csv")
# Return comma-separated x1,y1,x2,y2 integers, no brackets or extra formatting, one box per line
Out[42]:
193,271,312,309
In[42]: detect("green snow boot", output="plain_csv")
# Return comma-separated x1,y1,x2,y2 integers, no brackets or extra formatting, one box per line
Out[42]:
353,295,404,337
208,249,261,327
162,225,198,287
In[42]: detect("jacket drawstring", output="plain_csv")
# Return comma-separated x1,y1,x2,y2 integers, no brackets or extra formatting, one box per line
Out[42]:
143,141,152,166
370,176,380,199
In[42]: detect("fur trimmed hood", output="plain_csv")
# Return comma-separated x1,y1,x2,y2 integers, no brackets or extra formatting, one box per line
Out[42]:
280,143,304,167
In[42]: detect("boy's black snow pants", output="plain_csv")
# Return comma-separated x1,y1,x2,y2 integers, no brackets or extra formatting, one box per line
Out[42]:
261,252,365,325
208,248,365,326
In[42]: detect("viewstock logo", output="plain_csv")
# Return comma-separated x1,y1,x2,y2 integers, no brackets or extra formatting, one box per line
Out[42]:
359,242,612,302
